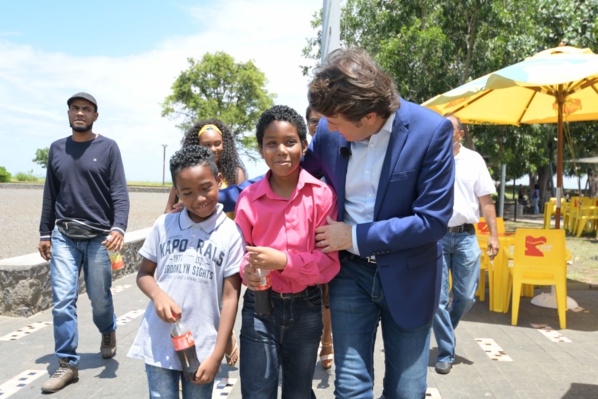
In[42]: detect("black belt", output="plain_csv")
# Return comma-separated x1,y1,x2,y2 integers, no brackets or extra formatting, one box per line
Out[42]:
340,250,377,264
447,223,475,233
271,285,320,299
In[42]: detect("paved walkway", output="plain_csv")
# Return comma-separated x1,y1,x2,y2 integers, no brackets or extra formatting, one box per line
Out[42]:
1,197,596,399
0,188,169,260
1,269,597,398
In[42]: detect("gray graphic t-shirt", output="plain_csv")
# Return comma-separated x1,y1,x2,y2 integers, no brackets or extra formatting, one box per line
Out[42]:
127,204,244,369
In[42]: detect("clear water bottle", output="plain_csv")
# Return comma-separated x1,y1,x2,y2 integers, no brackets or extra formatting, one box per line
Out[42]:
170,318,200,381
254,268,273,318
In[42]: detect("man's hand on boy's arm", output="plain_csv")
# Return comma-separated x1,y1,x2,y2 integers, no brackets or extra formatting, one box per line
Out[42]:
246,245,287,270
315,216,352,254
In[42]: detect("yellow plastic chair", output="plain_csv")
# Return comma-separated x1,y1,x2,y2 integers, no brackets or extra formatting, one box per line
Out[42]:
563,197,578,232
565,197,589,233
477,246,494,305
574,198,598,237
543,198,556,229
561,200,570,230
474,217,504,304
505,228,568,329
474,217,505,309
476,217,505,235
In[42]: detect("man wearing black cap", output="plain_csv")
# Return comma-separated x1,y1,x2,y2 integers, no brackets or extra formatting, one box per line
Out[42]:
38,92,130,393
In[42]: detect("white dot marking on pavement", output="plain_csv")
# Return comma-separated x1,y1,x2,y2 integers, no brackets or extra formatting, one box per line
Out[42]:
0,370,45,398
0,322,52,341
530,324,572,343
570,306,588,313
212,377,237,398
475,338,513,361
116,309,145,326
425,387,442,398
110,284,133,295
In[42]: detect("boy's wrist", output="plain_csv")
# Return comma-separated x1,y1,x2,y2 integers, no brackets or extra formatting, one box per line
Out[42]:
149,287,165,302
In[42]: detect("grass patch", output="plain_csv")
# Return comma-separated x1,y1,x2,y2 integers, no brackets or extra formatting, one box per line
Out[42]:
14,170,39,182
2,179,171,188
127,181,172,187
504,220,598,285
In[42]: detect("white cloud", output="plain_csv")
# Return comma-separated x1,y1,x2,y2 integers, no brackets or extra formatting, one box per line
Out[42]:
0,0,321,182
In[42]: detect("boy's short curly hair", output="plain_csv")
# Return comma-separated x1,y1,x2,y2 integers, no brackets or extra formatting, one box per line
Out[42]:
256,105,307,146
169,145,219,185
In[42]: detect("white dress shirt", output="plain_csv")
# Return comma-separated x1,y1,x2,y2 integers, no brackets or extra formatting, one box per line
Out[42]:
344,114,395,255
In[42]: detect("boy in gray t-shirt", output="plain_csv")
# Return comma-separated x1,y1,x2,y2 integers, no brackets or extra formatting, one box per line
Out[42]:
128,146,243,398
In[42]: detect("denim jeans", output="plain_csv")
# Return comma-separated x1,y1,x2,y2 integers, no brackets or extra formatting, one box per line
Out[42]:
433,231,480,364
328,255,432,399
145,364,213,399
239,286,322,399
50,228,117,367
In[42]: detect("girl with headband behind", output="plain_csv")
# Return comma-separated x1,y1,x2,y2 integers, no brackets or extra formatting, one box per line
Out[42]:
165,119,248,212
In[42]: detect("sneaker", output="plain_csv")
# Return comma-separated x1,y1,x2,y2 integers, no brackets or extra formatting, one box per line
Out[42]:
41,359,78,393
100,331,117,359
435,361,453,375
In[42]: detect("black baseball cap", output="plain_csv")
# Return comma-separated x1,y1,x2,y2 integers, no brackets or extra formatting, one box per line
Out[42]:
67,92,98,111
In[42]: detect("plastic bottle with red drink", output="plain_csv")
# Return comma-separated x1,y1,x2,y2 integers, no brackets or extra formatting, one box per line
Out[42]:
170,317,200,381
254,268,273,318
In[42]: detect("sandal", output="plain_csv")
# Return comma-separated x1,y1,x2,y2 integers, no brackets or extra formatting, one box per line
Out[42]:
319,341,334,370
225,331,239,367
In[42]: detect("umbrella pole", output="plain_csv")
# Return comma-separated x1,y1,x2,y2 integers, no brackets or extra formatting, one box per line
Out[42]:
555,90,564,229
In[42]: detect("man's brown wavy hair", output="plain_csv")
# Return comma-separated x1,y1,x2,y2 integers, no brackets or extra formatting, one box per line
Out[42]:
308,48,400,122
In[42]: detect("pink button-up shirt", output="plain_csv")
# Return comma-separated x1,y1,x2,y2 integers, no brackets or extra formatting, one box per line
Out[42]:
234,168,340,293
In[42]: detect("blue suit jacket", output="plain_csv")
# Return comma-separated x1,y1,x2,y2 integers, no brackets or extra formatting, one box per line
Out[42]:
302,100,455,329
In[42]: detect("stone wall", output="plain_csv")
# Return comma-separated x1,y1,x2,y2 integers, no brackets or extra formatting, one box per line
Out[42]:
0,229,149,317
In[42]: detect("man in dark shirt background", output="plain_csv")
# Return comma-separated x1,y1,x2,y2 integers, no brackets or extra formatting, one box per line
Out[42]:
38,92,129,393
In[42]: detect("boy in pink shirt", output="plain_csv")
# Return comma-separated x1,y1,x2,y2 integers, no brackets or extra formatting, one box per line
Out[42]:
235,105,340,398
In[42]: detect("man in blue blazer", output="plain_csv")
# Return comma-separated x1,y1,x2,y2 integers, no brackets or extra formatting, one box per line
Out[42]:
303,48,454,399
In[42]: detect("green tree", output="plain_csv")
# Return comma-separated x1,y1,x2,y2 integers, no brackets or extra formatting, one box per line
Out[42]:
162,52,276,153
32,147,49,169
0,166,11,182
527,0,598,192
302,0,598,192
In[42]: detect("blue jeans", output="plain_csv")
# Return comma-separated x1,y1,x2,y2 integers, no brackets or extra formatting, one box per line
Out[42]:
50,228,117,367
239,286,322,399
145,364,213,399
329,255,432,399
433,231,480,364
533,197,539,214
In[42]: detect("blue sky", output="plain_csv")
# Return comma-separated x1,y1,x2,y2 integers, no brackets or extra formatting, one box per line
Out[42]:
0,1,587,189
0,2,198,57
0,0,322,182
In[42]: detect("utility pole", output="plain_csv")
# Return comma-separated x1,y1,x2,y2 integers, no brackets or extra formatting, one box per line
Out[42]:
321,0,340,63
161,144,168,186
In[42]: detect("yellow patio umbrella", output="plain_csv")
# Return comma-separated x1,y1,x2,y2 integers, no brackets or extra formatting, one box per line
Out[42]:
422,44,598,228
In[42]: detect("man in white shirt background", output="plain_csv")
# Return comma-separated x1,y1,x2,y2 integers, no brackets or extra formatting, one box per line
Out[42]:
432,114,499,375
